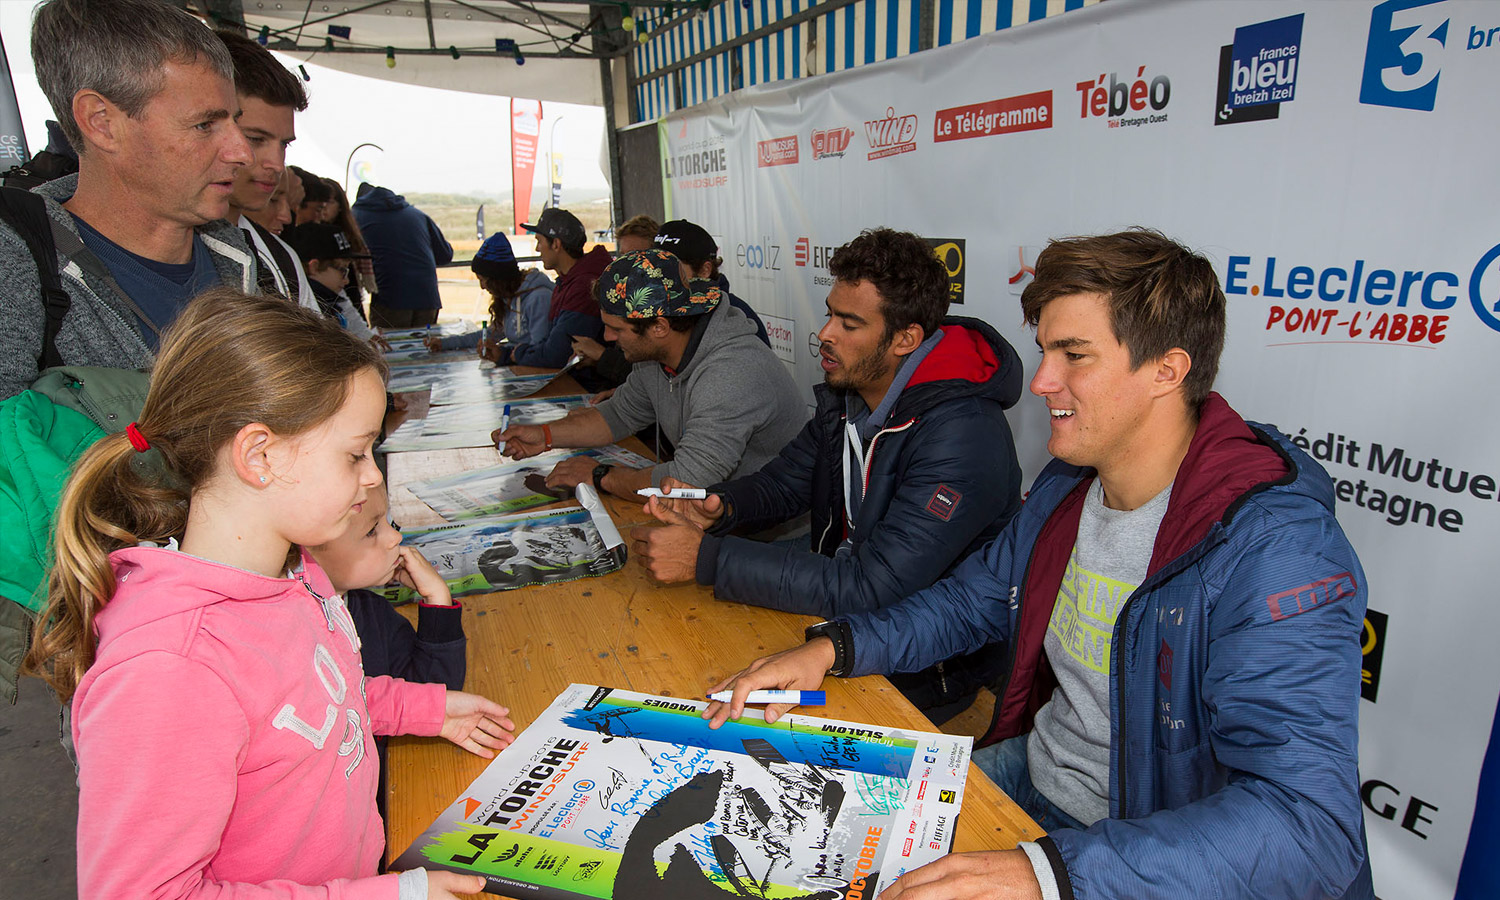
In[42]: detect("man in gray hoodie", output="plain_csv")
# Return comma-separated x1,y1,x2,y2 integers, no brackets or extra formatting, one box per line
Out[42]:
0,0,259,400
494,249,806,499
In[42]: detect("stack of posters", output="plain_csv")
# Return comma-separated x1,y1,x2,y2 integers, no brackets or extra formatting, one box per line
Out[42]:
382,485,625,599
379,394,590,452
394,683,973,899
409,445,654,520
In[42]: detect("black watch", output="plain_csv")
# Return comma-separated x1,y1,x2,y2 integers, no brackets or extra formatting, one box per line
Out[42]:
804,620,851,677
592,464,613,491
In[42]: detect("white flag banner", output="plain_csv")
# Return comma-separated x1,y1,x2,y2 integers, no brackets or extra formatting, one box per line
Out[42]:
660,1,1500,896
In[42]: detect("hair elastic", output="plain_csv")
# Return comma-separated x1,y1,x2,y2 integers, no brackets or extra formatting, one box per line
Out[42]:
125,423,151,453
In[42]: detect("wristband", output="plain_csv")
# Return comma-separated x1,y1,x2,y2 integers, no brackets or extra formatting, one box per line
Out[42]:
541,424,553,449
592,464,613,491
804,620,852,677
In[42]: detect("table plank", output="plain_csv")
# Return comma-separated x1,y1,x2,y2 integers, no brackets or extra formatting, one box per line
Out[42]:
380,377,1043,897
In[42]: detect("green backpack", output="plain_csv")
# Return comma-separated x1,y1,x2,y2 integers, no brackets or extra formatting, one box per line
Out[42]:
0,366,150,702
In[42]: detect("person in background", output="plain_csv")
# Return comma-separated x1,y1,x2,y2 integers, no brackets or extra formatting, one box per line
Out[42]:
703,230,1373,900
615,214,660,253
288,164,330,226
321,177,374,322
0,0,257,400
244,167,294,236
354,183,454,329
426,233,552,359
281,222,377,343
653,218,769,347
215,29,318,313
22,289,509,899
501,207,611,369
632,228,1024,721
494,249,806,501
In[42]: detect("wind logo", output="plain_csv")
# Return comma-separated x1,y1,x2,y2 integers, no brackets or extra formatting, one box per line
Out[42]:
810,127,854,159
866,107,918,160
1214,13,1304,125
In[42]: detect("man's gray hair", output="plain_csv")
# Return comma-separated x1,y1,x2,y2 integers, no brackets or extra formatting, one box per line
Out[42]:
32,0,235,151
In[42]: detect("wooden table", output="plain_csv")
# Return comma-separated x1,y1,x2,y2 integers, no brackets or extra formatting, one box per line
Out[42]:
380,374,1042,895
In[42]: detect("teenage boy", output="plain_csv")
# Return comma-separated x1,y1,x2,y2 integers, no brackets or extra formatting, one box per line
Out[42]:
632,228,1024,719
705,230,1374,900
493,249,805,498
504,207,611,368
653,218,769,346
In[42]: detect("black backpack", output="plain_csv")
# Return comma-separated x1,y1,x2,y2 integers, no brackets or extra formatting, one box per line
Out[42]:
0,186,71,370
0,149,79,191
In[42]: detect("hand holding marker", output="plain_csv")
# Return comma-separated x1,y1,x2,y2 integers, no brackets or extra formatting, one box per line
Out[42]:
705,690,825,706
638,487,709,500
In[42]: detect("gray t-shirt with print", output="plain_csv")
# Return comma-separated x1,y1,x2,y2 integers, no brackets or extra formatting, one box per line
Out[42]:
1028,478,1172,825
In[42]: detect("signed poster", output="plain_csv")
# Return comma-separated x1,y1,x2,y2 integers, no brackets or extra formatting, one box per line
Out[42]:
394,683,972,899
409,445,654,520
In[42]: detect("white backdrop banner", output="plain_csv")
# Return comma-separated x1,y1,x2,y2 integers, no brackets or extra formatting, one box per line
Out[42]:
660,0,1499,896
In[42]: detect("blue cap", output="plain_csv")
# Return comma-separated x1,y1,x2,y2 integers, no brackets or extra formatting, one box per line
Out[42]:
472,233,520,280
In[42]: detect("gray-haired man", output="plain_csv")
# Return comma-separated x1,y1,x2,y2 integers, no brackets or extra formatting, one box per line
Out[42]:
0,0,258,399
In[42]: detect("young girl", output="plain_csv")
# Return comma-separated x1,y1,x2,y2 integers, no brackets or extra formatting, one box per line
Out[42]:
24,289,510,899
426,233,552,360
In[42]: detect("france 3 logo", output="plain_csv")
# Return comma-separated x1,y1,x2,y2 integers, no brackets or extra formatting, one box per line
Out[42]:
1361,0,1499,112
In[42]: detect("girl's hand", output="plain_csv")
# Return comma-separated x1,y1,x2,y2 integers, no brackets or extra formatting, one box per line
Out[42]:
394,546,452,606
426,869,487,898
441,691,516,757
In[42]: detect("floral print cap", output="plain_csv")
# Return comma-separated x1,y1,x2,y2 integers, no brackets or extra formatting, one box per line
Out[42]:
596,249,723,319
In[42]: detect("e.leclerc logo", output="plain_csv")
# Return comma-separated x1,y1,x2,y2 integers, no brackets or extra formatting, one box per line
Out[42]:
1227,241,1500,344
1214,13,1304,125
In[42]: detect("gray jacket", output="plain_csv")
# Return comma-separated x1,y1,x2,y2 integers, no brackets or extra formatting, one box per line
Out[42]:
597,300,807,487
0,175,257,399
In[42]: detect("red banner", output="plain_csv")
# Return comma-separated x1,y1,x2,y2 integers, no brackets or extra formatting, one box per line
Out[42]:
510,99,542,234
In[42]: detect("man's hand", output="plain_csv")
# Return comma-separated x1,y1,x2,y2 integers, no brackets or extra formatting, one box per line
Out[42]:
423,335,444,352
701,638,835,728
440,691,516,758
571,335,606,363
878,850,1042,900
630,508,703,584
644,476,726,530
587,388,616,406
493,424,548,458
547,455,599,489
394,546,452,606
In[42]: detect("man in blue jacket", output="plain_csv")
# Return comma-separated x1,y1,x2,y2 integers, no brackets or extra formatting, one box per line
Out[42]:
634,228,1024,722
351,183,453,328
704,229,1373,900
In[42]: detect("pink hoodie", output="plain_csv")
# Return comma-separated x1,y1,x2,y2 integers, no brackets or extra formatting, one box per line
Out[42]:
71,546,447,899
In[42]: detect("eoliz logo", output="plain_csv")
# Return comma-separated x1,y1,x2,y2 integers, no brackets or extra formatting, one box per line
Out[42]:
1361,0,1448,111
1361,609,1388,702
1214,14,1304,125
736,239,781,271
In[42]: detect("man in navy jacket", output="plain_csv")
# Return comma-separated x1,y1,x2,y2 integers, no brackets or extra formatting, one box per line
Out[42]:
704,230,1373,900
634,228,1024,721
352,184,453,328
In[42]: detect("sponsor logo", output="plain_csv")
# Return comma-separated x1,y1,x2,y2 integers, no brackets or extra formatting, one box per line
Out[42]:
735,238,781,272
1228,241,1500,340
574,859,603,881
1076,66,1171,128
1362,0,1448,110
811,127,854,160
1265,573,1358,622
866,106,919,159
917,781,928,800
1362,778,1440,840
1157,639,1174,690
757,135,799,167
663,136,729,189
925,485,962,521
1214,14,1304,125
794,236,839,287
1008,245,1040,296
934,90,1052,142
926,238,965,305
1362,609,1388,702
761,313,797,364
902,837,914,857
939,789,955,804
463,797,483,818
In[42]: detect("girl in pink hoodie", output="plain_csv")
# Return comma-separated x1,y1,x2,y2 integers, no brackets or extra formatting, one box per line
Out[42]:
25,290,514,900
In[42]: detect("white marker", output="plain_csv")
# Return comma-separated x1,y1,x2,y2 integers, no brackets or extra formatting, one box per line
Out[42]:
638,487,709,499
706,690,826,706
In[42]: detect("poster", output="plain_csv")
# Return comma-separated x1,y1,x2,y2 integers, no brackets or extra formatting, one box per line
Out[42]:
387,360,485,394
409,445,655,520
430,372,566,406
394,683,973,900
384,485,625,599
418,394,590,436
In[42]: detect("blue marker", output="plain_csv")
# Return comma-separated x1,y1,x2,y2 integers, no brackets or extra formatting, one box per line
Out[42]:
706,690,825,706
501,403,511,433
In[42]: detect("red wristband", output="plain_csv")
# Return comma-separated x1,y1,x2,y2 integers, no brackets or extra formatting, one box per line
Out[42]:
542,424,553,449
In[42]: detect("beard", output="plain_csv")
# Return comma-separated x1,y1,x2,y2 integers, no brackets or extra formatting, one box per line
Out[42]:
823,334,894,392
